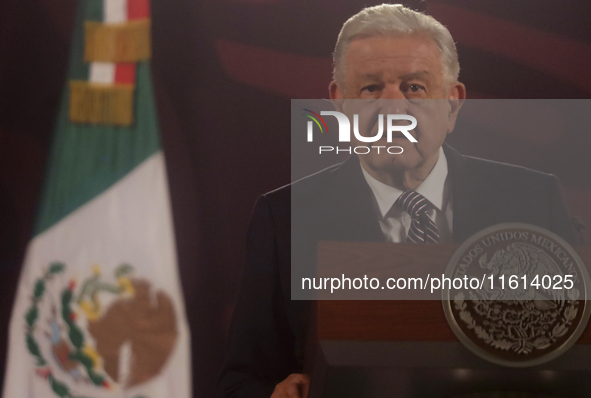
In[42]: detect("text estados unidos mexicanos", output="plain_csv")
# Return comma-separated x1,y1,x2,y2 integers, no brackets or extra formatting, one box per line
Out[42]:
301,274,575,294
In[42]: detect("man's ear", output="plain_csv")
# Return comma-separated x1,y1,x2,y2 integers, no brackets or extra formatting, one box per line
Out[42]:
329,81,344,112
447,82,466,134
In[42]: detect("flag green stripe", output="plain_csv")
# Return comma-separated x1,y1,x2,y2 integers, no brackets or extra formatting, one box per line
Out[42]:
34,0,160,236
85,0,104,22
35,60,160,236
69,0,91,80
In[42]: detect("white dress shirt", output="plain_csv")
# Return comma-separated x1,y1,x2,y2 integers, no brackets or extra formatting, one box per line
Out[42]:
361,147,454,243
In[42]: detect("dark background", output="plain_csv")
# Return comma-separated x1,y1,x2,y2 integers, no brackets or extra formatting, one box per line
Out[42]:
0,0,590,397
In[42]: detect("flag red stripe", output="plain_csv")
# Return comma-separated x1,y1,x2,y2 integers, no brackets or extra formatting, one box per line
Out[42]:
128,0,150,19
115,63,137,85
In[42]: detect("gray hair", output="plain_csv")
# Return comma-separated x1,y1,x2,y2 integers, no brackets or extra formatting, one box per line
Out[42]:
333,4,460,87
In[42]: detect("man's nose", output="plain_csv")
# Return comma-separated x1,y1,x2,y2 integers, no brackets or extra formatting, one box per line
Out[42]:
379,88,408,115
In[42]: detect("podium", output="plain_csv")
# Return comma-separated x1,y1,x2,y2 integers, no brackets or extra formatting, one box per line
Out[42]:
305,243,591,398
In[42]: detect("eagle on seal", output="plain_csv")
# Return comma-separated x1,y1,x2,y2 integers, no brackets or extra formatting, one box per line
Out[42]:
477,242,567,309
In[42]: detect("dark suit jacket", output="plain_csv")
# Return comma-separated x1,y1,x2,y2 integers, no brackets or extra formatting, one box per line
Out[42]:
219,144,577,398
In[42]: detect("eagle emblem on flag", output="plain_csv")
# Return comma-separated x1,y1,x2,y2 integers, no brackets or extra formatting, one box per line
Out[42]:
25,262,178,398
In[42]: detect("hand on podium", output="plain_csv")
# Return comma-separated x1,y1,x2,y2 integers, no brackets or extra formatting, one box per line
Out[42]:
271,373,310,398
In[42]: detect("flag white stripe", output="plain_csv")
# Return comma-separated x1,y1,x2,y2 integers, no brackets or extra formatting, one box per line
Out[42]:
104,0,128,23
89,62,116,84
2,152,191,398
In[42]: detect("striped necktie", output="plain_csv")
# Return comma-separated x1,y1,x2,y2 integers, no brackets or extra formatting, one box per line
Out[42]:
396,190,440,243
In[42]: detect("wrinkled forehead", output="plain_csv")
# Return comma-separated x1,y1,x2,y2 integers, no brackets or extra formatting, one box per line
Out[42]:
342,35,445,81
344,35,442,67
343,35,442,72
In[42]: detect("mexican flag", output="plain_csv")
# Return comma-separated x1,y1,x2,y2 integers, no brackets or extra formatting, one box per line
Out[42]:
2,1,192,397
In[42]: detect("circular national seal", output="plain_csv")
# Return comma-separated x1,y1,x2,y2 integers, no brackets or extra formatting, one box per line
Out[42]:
442,223,590,367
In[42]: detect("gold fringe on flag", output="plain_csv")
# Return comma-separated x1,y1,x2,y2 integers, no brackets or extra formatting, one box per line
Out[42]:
69,81,135,126
84,19,151,63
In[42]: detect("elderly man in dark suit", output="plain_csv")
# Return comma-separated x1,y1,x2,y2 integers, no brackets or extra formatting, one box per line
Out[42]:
219,4,577,398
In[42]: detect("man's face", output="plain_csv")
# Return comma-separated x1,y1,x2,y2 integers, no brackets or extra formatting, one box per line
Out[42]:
329,35,465,187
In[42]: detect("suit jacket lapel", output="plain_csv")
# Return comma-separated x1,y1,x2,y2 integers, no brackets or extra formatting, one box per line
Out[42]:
327,155,385,242
444,144,497,243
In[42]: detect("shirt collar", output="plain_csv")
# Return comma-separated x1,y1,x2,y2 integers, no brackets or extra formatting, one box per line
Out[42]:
361,147,449,218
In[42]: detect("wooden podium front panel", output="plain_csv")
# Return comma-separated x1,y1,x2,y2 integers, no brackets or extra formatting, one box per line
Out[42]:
315,244,591,343
317,300,456,341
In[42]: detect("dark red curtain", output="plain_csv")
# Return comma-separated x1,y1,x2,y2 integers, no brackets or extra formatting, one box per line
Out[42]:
0,1,590,396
